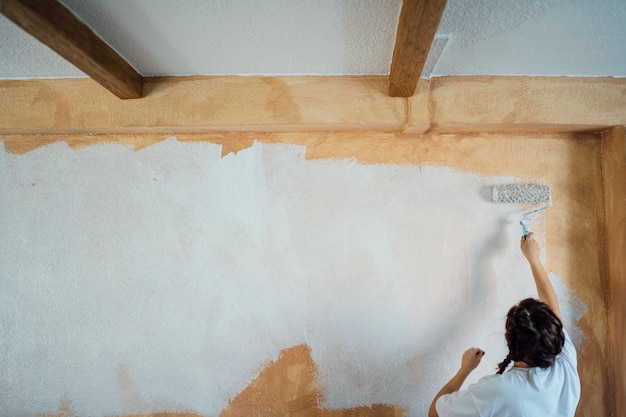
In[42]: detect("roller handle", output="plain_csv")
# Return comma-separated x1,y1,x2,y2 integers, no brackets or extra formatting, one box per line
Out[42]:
520,215,531,238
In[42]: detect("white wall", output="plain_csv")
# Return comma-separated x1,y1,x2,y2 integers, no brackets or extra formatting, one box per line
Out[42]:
0,139,585,416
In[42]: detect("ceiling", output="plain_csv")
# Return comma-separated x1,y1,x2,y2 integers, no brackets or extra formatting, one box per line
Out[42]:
1,0,625,80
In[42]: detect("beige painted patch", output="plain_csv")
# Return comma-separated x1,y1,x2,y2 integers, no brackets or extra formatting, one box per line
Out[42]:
220,344,404,417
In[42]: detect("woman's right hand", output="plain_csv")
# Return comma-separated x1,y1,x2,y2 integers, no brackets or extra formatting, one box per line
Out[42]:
520,232,541,263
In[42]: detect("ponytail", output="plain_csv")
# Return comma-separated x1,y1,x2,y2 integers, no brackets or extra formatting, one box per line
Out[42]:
497,353,512,375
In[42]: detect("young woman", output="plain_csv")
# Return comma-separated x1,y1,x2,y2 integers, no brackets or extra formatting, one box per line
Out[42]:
428,232,581,417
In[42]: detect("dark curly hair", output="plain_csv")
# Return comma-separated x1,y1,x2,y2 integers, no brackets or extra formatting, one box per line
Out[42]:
497,298,564,374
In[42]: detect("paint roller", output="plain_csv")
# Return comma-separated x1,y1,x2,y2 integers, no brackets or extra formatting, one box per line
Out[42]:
492,184,551,237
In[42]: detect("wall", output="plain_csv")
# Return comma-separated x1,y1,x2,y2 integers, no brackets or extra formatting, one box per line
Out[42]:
0,76,624,417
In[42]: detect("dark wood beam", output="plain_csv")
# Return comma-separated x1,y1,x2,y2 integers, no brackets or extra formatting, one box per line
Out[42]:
0,0,144,99
389,0,447,97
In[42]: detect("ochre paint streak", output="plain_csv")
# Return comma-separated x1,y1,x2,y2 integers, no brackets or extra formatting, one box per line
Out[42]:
220,344,404,417
37,345,403,417
106,414,204,417
38,396,73,417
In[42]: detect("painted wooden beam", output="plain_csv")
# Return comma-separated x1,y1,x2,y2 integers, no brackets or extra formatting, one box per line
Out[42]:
0,76,406,135
601,126,626,417
389,0,447,97
0,0,144,99
426,76,626,132
1,76,626,136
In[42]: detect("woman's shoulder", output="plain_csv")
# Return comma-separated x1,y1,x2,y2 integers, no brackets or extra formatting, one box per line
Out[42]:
558,329,578,366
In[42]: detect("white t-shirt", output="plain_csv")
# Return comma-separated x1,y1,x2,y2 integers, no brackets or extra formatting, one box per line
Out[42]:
436,329,580,417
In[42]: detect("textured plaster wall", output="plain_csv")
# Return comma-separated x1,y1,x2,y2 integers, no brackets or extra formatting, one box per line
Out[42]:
0,139,585,417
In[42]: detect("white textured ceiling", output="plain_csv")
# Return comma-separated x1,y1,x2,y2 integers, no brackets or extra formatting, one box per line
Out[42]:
1,0,625,79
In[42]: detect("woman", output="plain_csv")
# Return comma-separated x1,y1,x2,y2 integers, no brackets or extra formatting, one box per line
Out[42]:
428,233,581,417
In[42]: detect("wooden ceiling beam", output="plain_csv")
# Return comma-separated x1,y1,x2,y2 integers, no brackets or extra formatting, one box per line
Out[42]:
0,0,144,99
389,0,447,97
